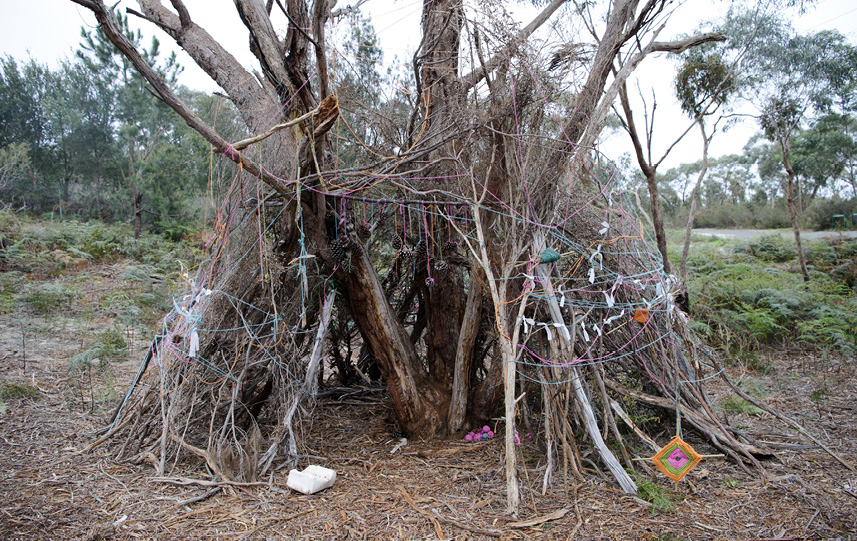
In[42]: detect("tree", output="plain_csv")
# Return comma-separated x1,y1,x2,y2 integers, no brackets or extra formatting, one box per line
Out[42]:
791,114,857,201
614,29,727,277
741,24,857,281
70,0,772,515
674,48,736,283
0,57,53,209
78,11,183,236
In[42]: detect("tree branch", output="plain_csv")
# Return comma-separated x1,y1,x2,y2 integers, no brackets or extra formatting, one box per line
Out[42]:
650,32,726,54
169,0,191,28
460,0,567,91
312,0,330,99
71,0,291,194
619,81,653,177
134,0,272,128
234,0,293,89
330,0,369,19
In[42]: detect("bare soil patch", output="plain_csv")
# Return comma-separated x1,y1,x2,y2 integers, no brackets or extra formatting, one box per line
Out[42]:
1,261,856,539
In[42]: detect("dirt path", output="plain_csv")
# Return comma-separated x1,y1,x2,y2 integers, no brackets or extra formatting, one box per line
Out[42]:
1,261,856,539
692,228,857,241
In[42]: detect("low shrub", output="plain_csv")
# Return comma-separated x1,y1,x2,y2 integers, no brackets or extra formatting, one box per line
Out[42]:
0,382,41,400
19,282,77,314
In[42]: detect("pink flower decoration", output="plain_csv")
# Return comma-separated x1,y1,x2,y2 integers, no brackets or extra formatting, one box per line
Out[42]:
487,431,494,438
465,433,473,442
482,425,491,433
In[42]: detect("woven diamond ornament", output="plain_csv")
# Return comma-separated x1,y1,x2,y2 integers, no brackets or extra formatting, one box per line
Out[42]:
652,435,702,482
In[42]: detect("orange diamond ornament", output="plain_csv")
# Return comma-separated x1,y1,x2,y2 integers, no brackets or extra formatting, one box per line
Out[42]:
652,435,702,482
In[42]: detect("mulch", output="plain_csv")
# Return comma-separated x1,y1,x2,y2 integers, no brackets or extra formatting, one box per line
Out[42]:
1,274,856,539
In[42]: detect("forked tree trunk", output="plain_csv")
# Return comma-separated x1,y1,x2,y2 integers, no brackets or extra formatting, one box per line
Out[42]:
646,170,671,274
71,3,787,511
619,83,672,274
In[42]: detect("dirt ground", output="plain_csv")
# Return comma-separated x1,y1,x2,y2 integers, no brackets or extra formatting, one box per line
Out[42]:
1,262,856,540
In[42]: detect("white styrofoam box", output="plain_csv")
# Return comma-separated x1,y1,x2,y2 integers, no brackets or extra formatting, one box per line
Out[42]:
286,465,337,495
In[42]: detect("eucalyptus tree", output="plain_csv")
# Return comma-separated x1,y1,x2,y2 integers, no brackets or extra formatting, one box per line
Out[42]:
674,49,736,282
791,114,857,201
740,24,857,280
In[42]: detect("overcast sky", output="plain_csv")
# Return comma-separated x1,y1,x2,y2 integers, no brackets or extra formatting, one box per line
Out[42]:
1,0,855,169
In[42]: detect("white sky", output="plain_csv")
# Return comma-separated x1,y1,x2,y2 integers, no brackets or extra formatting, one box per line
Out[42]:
1,0,855,169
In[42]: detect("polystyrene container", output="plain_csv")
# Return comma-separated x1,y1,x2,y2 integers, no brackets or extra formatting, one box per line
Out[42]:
286,465,337,495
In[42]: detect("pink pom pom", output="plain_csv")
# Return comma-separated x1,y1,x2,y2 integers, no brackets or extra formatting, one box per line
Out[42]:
465,433,473,442
482,425,491,433
487,431,494,438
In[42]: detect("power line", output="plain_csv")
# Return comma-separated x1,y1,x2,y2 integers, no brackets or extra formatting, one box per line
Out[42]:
805,6,857,32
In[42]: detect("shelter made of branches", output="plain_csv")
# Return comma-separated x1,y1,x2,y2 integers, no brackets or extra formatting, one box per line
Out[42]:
75,0,852,514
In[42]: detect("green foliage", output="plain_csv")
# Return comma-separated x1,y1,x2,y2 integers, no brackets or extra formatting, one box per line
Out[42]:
810,386,829,402
804,197,857,231
0,381,42,400
635,477,675,513
71,328,128,366
796,306,857,355
19,282,77,314
0,271,23,313
0,212,202,278
675,50,736,117
731,305,785,345
690,203,791,230
722,396,764,415
66,327,128,412
0,29,216,233
686,235,857,356
733,235,795,262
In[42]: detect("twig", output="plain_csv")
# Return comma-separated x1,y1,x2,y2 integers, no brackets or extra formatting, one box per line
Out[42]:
175,486,222,507
231,108,317,151
20,321,26,373
509,507,569,528
149,477,270,488
430,509,504,537
802,509,820,536
399,486,445,539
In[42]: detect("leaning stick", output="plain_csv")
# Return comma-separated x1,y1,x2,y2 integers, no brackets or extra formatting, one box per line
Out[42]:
231,108,317,151
709,355,854,471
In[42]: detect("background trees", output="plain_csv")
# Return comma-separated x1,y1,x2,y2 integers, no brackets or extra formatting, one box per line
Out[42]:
0,20,220,235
